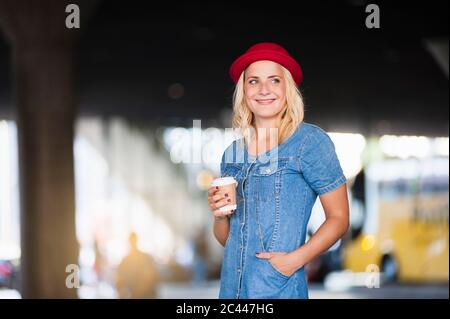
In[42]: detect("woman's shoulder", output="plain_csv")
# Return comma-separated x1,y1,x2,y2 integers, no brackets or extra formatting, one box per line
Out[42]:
300,122,331,141
296,122,336,157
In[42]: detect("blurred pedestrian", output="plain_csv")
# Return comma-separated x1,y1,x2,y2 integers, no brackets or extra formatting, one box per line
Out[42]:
115,232,159,298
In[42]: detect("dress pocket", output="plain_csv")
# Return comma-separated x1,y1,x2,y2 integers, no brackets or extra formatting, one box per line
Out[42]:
253,159,288,203
266,259,292,280
252,159,289,177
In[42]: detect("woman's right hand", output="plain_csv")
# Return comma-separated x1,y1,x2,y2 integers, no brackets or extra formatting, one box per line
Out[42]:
208,186,235,220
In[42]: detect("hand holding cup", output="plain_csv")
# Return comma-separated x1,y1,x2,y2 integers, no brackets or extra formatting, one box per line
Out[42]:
208,177,238,220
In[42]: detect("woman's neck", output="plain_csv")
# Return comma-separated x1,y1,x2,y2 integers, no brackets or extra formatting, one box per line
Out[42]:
254,117,280,142
254,117,280,131
248,118,280,156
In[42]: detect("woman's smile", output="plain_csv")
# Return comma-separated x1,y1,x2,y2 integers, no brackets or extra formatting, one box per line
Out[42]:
255,98,276,105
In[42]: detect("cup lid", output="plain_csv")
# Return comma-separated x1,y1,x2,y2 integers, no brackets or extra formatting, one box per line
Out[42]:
211,176,237,187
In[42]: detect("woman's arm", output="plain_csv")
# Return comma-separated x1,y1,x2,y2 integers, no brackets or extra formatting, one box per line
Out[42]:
257,183,349,275
213,217,230,247
292,183,349,266
208,186,234,246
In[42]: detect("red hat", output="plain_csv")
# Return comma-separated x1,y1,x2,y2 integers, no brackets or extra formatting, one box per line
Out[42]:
229,42,303,86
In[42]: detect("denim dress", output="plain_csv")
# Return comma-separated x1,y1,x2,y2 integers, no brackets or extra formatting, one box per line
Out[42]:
218,122,346,299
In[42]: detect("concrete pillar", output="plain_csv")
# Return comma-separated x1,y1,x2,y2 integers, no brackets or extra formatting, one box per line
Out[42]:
0,0,96,298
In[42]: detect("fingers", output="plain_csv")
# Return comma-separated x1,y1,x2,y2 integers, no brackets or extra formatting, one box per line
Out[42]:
208,195,221,206
212,193,228,202
209,199,232,212
208,186,220,196
208,190,231,208
214,197,232,208
209,192,229,202
255,252,273,259
208,185,235,217
255,252,287,259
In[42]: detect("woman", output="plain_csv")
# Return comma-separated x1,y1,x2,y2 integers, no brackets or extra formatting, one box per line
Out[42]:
208,42,349,298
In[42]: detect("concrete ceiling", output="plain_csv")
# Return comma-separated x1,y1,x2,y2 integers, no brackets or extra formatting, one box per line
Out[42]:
0,0,448,136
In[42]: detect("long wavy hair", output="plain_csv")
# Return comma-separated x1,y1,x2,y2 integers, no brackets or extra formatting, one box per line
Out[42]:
231,66,304,146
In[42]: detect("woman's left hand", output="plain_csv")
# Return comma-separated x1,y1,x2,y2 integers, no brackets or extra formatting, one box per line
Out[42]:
255,252,302,277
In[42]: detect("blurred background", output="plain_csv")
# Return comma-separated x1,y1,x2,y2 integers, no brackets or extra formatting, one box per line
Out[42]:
0,0,448,299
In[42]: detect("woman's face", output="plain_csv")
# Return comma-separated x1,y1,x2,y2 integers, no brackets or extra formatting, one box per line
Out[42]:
244,60,287,123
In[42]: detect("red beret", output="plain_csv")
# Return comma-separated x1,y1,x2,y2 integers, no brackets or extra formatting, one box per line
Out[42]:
229,42,303,86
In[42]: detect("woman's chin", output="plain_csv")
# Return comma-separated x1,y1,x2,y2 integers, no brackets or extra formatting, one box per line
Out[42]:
253,108,282,117
251,107,283,119
253,115,281,123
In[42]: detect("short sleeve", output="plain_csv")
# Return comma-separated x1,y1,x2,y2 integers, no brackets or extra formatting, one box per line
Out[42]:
300,130,346,195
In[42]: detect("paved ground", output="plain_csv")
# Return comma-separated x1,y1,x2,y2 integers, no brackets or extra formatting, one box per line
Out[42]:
157,280,449,299
1,281,448,299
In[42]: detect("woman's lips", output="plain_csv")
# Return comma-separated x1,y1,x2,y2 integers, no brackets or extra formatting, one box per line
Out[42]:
255,99,276,105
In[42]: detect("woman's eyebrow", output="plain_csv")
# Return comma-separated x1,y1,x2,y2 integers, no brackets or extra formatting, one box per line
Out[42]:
246,75,281,79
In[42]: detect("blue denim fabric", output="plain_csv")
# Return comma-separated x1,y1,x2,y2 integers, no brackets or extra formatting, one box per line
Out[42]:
218,122,346,299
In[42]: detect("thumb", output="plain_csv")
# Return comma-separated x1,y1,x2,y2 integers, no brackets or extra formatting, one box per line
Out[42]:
255,252,273,259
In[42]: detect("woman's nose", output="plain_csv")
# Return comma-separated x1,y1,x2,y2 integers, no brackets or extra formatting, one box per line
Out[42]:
259,82,271,95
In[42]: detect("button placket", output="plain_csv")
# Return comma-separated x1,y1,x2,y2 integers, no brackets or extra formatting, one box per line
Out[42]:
236,159,256,299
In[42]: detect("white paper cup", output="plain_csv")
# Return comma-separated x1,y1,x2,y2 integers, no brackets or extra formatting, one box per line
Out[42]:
211,176,237,187
211,177,238,211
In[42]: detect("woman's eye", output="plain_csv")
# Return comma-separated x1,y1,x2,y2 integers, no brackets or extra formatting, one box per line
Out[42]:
249,79,257,85
271,78,280,84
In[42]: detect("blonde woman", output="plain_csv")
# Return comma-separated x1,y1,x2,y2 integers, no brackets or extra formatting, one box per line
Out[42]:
208,42,349,298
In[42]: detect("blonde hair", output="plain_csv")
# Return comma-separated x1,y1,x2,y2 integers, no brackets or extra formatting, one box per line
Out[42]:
231,66,304,146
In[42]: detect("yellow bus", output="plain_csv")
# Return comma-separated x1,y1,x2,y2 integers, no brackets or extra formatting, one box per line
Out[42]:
343,157,449,282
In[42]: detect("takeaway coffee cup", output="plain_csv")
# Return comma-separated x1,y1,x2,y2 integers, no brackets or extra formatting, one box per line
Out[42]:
211,176,238,212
